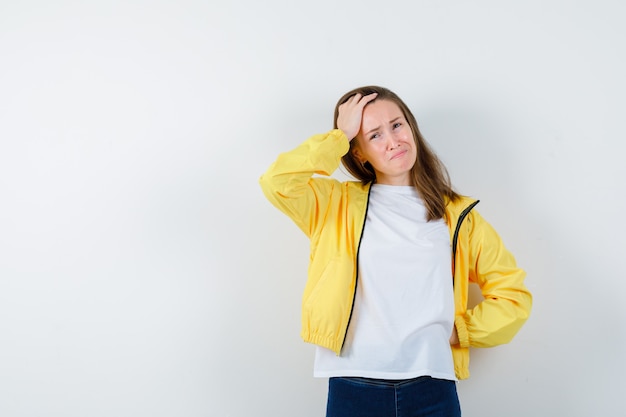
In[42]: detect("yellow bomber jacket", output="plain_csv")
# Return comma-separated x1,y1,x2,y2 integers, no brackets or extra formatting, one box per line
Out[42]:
259,129,532,380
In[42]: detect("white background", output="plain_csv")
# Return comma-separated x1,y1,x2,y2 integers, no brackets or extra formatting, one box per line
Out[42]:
1,1,625,416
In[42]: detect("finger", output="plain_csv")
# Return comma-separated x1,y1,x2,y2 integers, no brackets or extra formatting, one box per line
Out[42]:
358,92,378,106
341,92,376,111
346,93,362,105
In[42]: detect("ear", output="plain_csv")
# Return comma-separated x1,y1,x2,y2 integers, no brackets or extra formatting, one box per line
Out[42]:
351,146,366,163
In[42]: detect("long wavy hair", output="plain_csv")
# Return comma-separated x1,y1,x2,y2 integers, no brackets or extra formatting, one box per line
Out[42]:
334,85,460,220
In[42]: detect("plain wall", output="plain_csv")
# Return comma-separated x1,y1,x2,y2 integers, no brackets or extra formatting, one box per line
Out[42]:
1,1,625,416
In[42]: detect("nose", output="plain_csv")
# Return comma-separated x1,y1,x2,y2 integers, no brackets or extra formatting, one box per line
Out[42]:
387,135,400,150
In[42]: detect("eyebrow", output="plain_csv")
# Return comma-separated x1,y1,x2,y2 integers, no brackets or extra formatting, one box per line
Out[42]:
364,117,403,136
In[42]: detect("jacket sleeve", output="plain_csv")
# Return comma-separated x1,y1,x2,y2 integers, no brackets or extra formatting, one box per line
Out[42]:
258,129,350,237
454,210,532,348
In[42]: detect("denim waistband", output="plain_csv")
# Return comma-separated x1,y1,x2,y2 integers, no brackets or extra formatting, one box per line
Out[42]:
332,375,432,388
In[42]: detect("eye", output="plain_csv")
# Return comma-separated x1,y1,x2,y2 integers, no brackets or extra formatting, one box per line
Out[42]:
369,133,380,140
392,122,402,129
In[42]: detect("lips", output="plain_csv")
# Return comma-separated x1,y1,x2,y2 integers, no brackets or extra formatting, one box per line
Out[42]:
390,150,407,160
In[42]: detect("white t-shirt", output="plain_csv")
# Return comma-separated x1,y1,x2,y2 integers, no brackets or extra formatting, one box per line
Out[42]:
314,184,456,381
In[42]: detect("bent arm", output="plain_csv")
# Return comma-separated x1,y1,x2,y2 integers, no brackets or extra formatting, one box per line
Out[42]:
258,129,349,236
455,212,532,348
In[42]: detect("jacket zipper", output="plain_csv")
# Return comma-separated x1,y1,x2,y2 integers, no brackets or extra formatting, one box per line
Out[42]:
339,184,373,353
451,200,480,281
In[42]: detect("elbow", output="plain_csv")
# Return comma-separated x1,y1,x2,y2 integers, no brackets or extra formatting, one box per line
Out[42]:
259,173,281,201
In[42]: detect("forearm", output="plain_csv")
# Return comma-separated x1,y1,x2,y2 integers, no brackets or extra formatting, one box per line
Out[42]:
260,130,347,194
455,280,532,348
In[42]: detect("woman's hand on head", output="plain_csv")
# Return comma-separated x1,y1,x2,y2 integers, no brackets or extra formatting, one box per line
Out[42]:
336,92,378,141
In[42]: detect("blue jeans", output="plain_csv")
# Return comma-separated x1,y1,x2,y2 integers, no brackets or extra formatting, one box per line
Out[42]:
326,376,461,417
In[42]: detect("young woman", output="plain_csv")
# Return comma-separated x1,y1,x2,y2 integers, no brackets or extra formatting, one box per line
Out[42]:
259,86,532,416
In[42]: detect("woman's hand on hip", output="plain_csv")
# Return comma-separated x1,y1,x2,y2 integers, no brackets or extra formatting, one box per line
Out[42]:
449,325,460,345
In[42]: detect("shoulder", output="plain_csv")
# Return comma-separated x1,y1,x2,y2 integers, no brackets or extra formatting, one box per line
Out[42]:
344,180,370,191
445,195,480,225
306,178,370,200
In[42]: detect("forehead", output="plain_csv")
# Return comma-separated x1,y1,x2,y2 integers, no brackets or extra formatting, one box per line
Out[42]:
361,100,404,126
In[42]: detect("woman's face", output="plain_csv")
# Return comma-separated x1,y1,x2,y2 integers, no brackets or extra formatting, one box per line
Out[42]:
352,99,417,186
